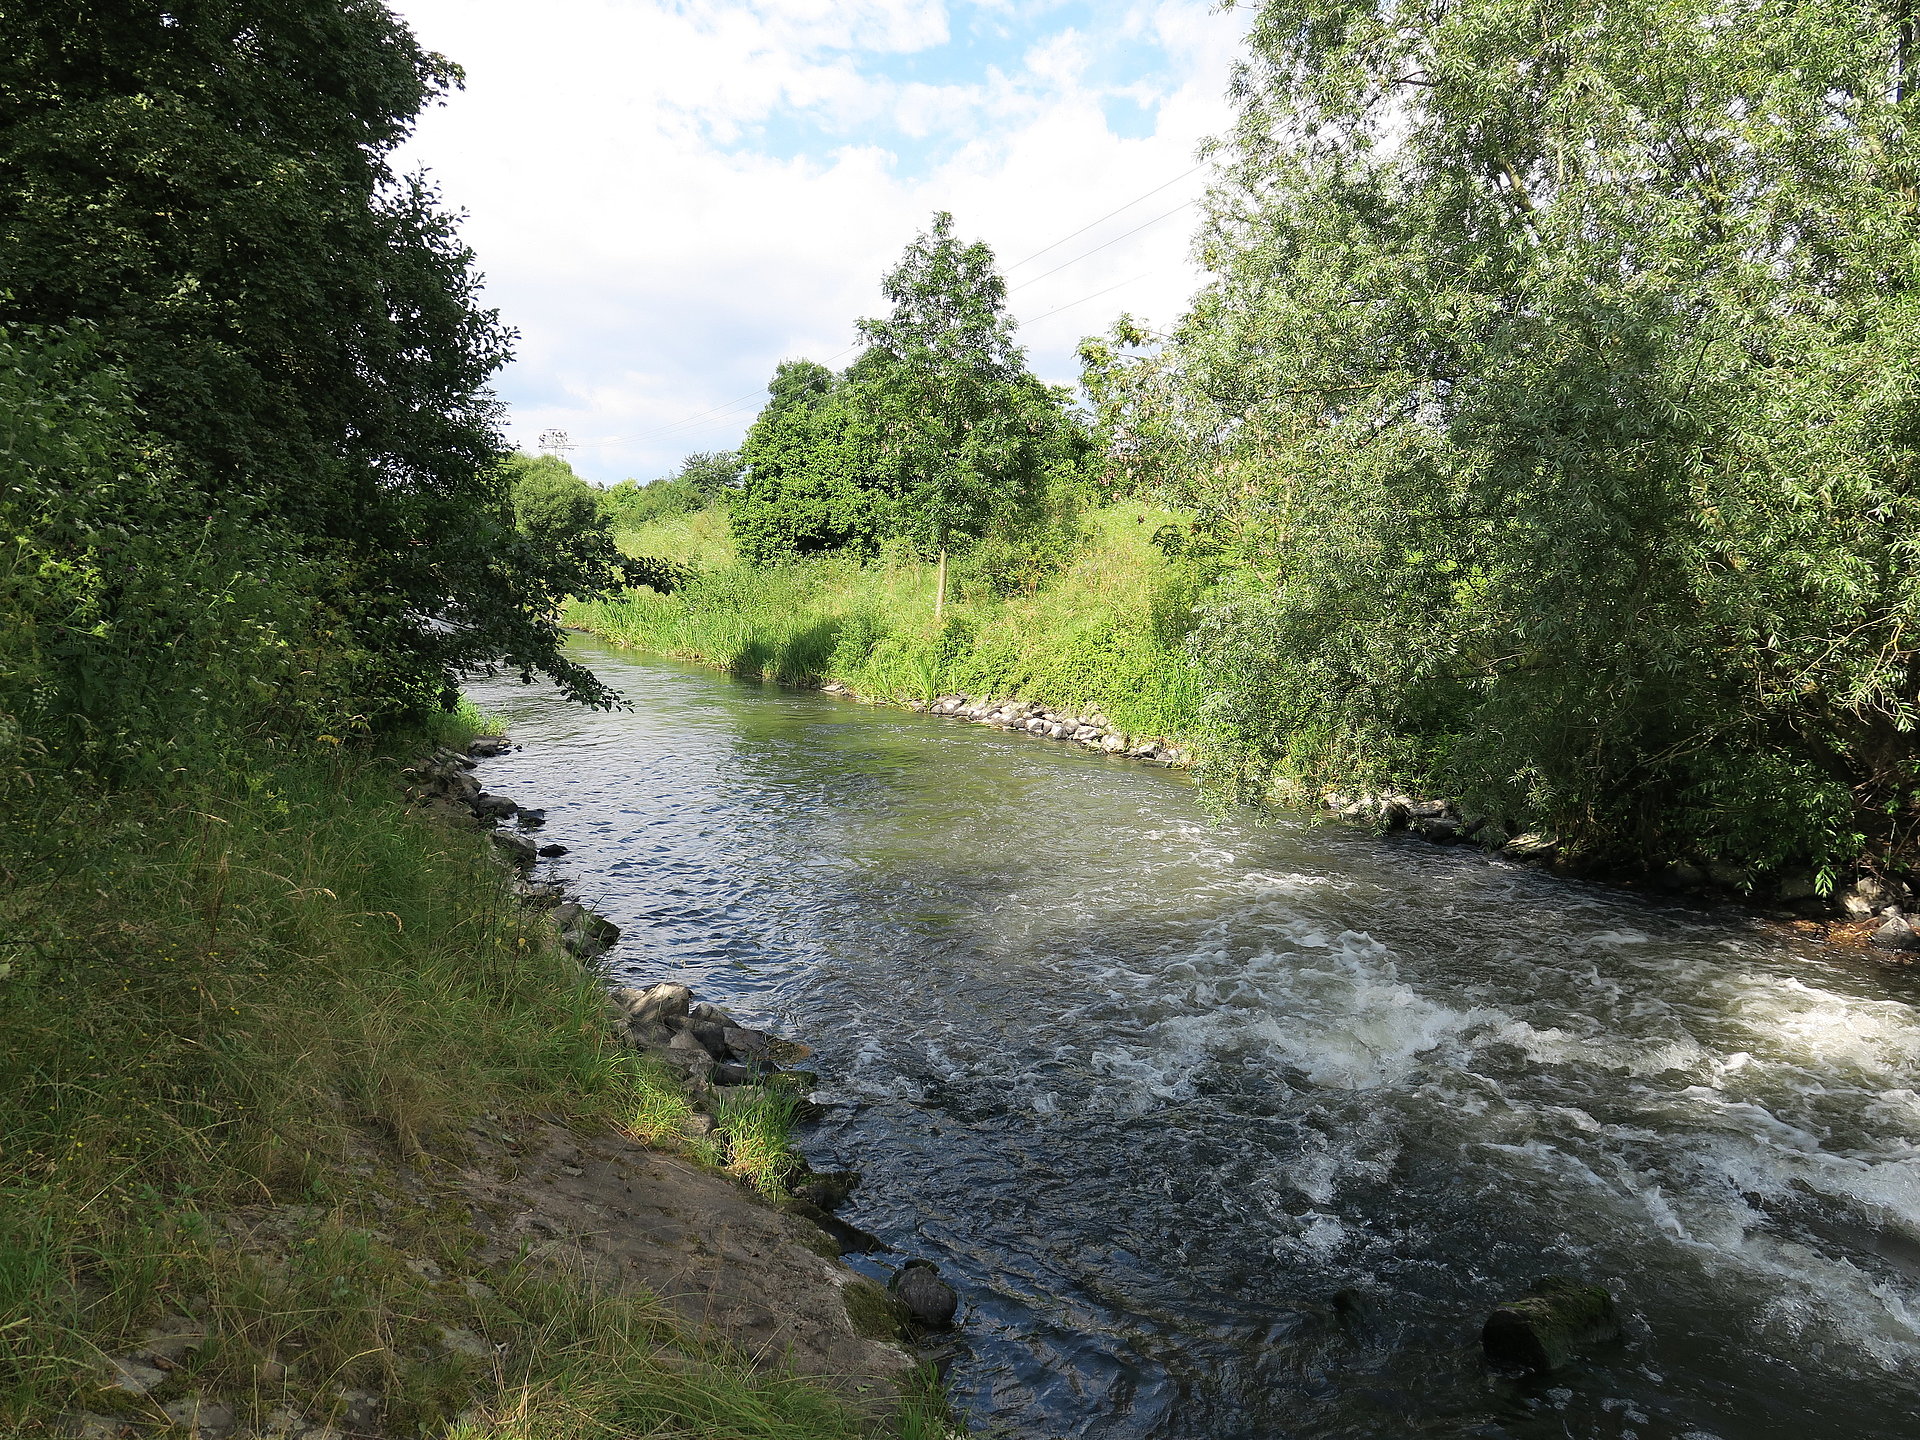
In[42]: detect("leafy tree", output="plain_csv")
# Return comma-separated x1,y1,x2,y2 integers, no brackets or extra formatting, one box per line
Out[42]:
0,1,620,713
732,360,895,565
504,453,687,596
678,450,744,503
1126,0,1920,878
856,212,1081,611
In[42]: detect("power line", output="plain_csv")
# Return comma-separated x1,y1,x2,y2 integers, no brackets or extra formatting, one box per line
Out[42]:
1004,162,1204,271
566,164,1211,453
1008,198,1196,295
1019,271,1158,326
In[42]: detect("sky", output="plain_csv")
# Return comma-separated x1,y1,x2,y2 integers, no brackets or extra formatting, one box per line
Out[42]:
388,0,1248,485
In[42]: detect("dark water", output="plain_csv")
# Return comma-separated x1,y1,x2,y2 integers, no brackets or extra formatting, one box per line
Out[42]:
467,641,1920,1440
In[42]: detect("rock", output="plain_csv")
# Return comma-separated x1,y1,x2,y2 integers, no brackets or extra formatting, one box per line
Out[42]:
1503,832,1560,860
436,1326,494,1360
1704,861,1747,889
1775,869,1820,902
515,808,547,828
795,1170,860,1211
98,1357,167,1397
162,1398,236,1438
404,1256,444,1282
490,830,537,865
468,735,511,757
688,1001,735,1023
1661,861,1705,890
337,1389,381,1428
1848,875,1911,915
1481,1276,1621,1373
1377,798,1411,830
789,1198,886,1254
55,1413,127,1439
721,1025,773,1059
712,1062,756,1085
1101,733,1126,753
513,880,565,908
536,843,569,858
1871,914,1920,954
889,1259,958,1329
135,1315,207,1363
625,990,695,1029
470,794,518,822
1411,816,1461,843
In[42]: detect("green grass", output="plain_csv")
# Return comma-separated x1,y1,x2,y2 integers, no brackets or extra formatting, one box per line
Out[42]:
583,503,1206,747
0,717,944,1438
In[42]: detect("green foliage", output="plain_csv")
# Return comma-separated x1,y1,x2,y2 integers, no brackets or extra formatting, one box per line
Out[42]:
1099,0,1920,875
603,450,744,530
572,505,1204,744
733,216,1090,574
0,0,622,719
733,360,896,565
855,212,1088,561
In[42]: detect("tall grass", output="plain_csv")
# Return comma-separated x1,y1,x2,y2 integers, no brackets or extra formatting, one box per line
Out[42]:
583,504,1206,745
0,727,933,1438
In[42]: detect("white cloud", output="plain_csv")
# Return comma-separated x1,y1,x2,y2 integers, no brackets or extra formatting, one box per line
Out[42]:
390,0,1245,481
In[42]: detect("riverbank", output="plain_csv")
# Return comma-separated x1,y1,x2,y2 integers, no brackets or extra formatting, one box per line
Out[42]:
0,720,952,1439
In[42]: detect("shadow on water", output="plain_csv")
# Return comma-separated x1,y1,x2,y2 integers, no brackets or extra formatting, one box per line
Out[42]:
468,641,1920,1440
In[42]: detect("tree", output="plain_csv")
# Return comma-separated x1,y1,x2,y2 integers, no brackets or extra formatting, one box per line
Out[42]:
0,2,620,712
855,212,1073,613
732,360,894,565
1131,0,1920,877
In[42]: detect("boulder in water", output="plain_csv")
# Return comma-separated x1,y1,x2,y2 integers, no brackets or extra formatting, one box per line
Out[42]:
1871,914,1920,955
889,1258,957,1329
1482,1276,1620,1373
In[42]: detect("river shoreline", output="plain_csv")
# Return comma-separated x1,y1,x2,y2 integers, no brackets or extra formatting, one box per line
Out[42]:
414,731,963,1417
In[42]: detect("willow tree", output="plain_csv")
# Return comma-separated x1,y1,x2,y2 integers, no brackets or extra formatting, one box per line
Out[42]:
1132,0,1920,879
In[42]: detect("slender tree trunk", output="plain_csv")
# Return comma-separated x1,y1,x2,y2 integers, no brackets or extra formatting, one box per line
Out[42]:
934,546,947,618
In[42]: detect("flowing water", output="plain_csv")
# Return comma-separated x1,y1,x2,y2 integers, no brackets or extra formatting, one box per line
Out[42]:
467,640,1920,1440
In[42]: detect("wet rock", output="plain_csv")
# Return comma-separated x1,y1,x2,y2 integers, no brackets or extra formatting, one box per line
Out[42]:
795,1169,861,1211
513,880,566,908
1481,1276,1620,1373
1660,861,1706,891
712,1062,757,1085
1412,816,1461,843
1503,832,1560,860
685,1020,733,1059
536,843,569,858
1871,914,1920,954
468,735,511,757
471,794,518,822
490,830,538,865
1846,875,1911,917
515,808,547,828
889,1258,958,1329
1704,861,1748,889
721,1025,774,1059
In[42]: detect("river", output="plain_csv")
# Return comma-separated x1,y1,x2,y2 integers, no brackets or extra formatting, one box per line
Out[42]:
467,640,1920,1440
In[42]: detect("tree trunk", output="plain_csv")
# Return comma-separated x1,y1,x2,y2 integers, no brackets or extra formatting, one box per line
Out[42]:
934,547,947,618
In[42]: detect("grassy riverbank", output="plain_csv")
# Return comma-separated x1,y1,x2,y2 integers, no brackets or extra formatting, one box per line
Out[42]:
574,504,1207,748
0,718,947,1439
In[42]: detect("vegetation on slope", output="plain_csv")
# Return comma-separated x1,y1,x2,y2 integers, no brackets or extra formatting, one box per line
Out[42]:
576,504,1205,748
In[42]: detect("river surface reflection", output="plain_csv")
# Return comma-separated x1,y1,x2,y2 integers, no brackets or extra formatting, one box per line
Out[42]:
468,641,1920,1440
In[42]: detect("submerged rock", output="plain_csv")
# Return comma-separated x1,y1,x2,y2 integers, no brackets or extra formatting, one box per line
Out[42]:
1482,1276,1621,1373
